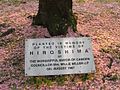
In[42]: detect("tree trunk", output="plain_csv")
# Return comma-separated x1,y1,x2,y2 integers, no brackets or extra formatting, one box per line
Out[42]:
32,0,77,36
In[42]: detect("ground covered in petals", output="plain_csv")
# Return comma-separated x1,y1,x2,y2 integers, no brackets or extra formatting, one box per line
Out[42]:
0,0,120,90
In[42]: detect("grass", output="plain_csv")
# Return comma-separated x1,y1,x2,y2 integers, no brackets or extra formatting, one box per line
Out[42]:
11,83,17,90
0,0,37,5
109,74,120,81
78,0,85,3
77,0,120,3
1,0,120,4
100,44,120,70
0,0,22,5
103,74,120,81
96,0,120,3
25,74,94,89
100,44,120,60
26,76,66,88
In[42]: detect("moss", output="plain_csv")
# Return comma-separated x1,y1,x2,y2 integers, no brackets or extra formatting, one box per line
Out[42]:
47,15,68,36
68,12,77,32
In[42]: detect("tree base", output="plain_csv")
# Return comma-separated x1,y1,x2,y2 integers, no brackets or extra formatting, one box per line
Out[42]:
32,0,77,36
33,14,77,36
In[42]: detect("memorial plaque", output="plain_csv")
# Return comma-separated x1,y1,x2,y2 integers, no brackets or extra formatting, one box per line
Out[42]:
25,37,96,76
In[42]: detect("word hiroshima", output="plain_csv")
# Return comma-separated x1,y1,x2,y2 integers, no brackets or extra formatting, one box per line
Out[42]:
29,49,89,55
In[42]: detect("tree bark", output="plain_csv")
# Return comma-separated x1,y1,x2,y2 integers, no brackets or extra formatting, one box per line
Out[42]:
33,0,77,36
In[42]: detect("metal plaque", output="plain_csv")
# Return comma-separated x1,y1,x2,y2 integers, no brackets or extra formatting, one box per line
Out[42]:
25,37,96,76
